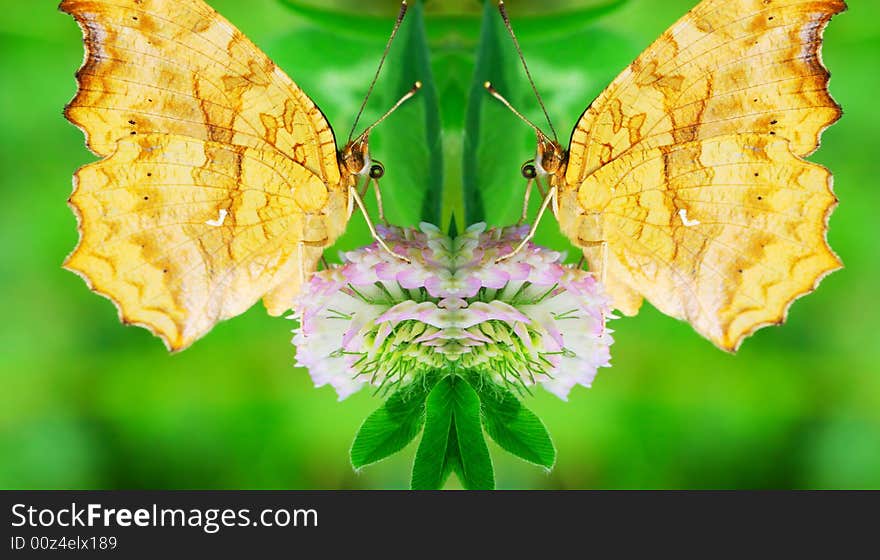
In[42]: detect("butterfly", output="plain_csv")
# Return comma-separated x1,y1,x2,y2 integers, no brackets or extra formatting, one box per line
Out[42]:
61,0,416,351
489,0,845,351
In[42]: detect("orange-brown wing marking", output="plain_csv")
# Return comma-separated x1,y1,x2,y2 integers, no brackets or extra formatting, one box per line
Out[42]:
61,0,350,349
562,134,840,350
559,0,845,349
566,0,845,179
65,134,346,350
61,0,340,184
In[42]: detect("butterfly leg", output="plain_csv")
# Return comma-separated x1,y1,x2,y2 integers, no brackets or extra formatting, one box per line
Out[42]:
497,184,558,262
579,238,608,284
519,178,534,225
346,183,355,219
371,178,388,225
350,186,411,263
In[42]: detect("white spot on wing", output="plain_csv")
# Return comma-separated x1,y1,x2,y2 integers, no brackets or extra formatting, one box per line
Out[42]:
206,209,228,227
679,208,700,227
800,14,824,60
80,15,107,57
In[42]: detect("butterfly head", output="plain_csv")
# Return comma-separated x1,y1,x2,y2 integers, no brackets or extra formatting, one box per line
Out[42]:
339,137,387,186
533,133,567,181
340,136,372,179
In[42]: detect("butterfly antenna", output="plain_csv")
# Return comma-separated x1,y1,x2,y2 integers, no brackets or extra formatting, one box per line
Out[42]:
348,1,409,142
356,81,422,141
484,81,548,141
497,0,558,141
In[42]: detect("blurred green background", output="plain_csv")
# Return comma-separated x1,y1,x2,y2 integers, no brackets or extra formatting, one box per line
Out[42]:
1,0,877,489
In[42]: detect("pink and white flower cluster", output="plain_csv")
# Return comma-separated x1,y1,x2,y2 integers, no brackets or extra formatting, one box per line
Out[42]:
291,223,613,400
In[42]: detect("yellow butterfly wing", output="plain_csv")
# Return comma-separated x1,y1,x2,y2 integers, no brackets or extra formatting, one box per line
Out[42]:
61,0,349,350
558,0,844,350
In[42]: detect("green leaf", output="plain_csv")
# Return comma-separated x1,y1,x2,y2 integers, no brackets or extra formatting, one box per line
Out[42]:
350,383,431,469
429,26,477,232
403,2,444,226
411,377,495,490
449,379,495,490
463,0,523,224
440,418,461,486
411,377,454,490
479,385,556,469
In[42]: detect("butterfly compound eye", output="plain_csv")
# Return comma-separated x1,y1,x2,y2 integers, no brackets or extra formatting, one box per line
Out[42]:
369,162,385,179
521,162,537,179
